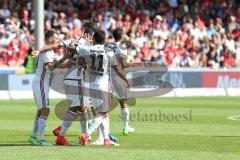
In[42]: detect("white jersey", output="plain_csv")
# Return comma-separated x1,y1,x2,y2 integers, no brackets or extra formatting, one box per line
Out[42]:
107,42,130,99
107,41,127,60
107,41,128,78
76,43,118,111
60,38,88,80
76,43,118,83
32,50,55,108
64,54,84,80
34,50,55,82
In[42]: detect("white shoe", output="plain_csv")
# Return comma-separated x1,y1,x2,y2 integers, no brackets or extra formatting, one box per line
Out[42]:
90,139,104,145
90,139,120,146
110,141,120,147
127,126,135,133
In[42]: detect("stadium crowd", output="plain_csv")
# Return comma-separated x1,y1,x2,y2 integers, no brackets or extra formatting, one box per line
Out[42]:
0,0,239,68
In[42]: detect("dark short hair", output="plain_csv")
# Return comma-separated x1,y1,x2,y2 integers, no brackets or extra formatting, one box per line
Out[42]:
45,30,56,40
84,27,95,35
82,21,99,32
94,30,105,44
112,28,123,41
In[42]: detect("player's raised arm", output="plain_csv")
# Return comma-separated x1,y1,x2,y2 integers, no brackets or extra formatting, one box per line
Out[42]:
31,40,73,57
31,44,58,57
50,30,94,71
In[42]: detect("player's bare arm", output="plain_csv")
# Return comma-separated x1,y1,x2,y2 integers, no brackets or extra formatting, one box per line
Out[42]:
57,60,72,69
31,37,79,57
31,43,61,57
49,35,92,71
44,62,54,71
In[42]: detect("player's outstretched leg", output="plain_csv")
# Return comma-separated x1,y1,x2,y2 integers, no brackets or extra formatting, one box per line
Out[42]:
55,108,78,145
76,107,90,144
100,115,120,147
90,127,104,145
90,117,118,145
80,112,106,146
100,115,111,146
79,108,88,134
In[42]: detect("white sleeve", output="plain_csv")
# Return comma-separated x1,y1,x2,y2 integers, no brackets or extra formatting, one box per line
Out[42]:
43,51,54,64
75,42,91,55
109,51,118,67
117,48,128,59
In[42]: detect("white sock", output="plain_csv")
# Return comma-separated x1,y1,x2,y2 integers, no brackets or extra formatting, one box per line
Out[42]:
31,115,39,137
106,115,110,132
96,127,104,142
100,116,110,139
86,115,104,135
121,108,129,129
80,112,88,134
59,110,77,136
38,116,47,140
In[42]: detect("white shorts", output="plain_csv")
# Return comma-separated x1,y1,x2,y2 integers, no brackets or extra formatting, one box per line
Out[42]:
64,79,84,108
84,81,112,112
32,79,50,109
112,76,128,100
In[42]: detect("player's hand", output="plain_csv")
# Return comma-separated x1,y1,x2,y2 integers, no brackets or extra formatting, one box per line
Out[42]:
31,51,39,57
79,28,85,38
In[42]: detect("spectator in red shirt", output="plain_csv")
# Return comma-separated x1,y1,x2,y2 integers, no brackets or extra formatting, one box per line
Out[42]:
0,0,239,69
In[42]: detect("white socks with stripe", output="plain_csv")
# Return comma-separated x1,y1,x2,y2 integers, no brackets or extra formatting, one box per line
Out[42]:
121,108,129,129
38,116,47,140
60,110,77,136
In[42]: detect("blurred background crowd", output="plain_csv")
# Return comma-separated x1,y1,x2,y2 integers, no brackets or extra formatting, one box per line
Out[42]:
0,0,239,70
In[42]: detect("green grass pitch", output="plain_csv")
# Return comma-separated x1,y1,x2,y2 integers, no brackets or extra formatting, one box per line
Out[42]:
0,97,240,160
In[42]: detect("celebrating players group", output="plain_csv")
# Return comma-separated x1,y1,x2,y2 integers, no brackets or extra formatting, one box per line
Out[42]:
29,21,135,146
